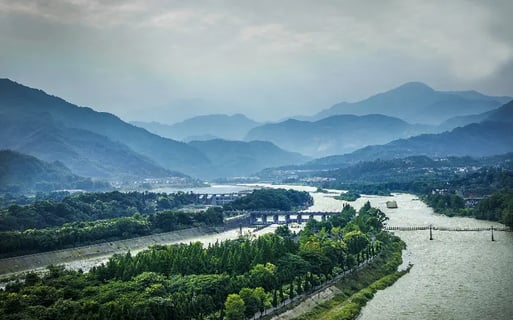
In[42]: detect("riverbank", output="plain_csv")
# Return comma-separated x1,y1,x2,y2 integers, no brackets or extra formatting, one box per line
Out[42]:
0,224,278,280
357,193,513,319
267,235,406,320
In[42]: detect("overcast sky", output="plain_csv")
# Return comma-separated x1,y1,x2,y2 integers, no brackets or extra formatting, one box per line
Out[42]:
1,0,512,122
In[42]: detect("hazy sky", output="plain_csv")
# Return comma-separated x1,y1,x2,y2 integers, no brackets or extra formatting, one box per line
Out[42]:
1,0,512,122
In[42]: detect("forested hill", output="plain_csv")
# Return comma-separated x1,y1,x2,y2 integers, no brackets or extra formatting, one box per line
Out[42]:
308,101,513,165
0,79,209,178
188,139,309,179
245,114,430,157
0,150,110,193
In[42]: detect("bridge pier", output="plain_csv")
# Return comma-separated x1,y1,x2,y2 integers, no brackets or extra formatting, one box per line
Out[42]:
297,214,302,223
285,214,291,224
321,214,326,222
429,225,433,240
262,215,267,224
491,226,495,241
273,215,279,224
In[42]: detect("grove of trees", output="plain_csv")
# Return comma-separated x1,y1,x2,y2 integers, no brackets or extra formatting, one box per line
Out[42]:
0,202,393,320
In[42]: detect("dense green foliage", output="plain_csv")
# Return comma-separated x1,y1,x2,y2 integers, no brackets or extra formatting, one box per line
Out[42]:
0,202,390,320
224,188,313,211
0,208,223,257
423,193,467,217
422,190,513,228
317,160,513,228
473,190,513,226
0,189,316,256
270,154,513,198
0,191,198,231
293,238,405,320
335,191,361,201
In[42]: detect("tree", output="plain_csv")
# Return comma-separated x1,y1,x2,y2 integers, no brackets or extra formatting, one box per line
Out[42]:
249,263,276,291
224,294,245,320
343,230,370,255
275,225,292,238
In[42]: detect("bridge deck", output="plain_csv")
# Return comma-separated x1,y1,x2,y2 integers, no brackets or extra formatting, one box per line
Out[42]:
386,226,510,232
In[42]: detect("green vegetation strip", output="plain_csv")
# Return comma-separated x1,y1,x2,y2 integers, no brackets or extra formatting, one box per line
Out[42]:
334,191,361,202
291,239,406,320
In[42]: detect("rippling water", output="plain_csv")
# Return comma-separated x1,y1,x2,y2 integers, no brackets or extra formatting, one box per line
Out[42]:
267,187,513,319
356,193,513,320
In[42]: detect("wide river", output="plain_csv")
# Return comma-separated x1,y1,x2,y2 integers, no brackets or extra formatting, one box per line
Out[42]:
262,185,513,319
355,193,513,320
4,184,512,319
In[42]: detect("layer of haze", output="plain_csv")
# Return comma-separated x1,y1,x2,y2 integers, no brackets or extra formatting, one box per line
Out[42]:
1,0,512,122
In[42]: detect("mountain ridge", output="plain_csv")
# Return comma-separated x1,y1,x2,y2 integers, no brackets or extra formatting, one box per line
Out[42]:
302,82,511,124
307,100,513,166
132,113,260,141
246,113,434,157
0,149,110,193
0,79,211,176
188,139,309,179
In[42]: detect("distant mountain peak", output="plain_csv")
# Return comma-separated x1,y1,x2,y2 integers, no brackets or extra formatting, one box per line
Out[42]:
305,81,508,125
383,82,435,97
394,81,434,91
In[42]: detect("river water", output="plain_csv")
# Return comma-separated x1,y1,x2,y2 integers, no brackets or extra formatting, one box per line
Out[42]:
355,193,513,320
5,184,512,319
261,186,513,319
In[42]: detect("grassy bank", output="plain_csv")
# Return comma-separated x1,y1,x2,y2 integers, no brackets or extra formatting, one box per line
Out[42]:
289,235,407,320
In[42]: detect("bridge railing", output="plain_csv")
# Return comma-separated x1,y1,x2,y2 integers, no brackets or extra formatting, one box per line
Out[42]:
385,226,510,232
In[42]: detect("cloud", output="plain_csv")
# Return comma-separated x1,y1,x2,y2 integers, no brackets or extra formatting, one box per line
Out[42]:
0,0,512,121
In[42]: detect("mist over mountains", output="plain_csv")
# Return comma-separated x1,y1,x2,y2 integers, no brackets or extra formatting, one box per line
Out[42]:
0,150,110,193
132,114,260,142
188,139,309,179
245,114,434,157
299,82,510,124
309,100,513,167
0,79,307,182
1,78,512,189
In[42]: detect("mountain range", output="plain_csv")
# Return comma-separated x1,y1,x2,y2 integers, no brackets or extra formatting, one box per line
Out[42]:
0,79,204,179
132,114,260,141
0,150,110,193
1,78,511,184
309,100,513,167
0,79,305,180
300,82,511,125
188,139,309,179
246,114,434,157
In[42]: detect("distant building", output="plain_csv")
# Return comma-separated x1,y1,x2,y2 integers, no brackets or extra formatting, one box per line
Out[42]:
464,197,485,208
386,200,398,209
